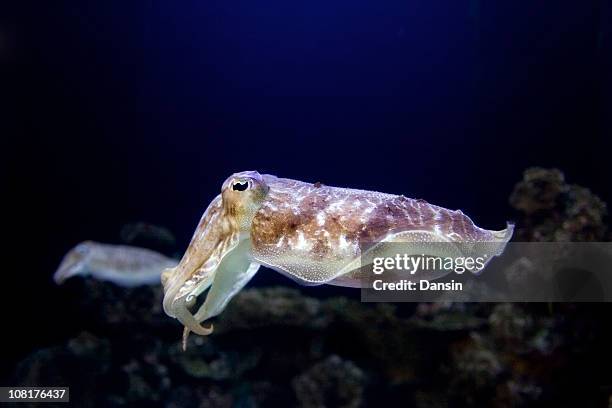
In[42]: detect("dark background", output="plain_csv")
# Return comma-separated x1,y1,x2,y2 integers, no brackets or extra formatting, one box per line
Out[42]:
3,0,611,381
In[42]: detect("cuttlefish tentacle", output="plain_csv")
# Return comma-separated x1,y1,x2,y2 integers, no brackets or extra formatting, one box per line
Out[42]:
161,171,268,346
162,195,224,316
191,249,260,322
181,241,261,348
161,193,236,321
167,231,240,336
162,170,514,348
171,233,242,340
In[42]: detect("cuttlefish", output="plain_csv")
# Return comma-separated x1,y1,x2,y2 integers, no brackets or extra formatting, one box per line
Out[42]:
161,171,514,347
54,241,177,287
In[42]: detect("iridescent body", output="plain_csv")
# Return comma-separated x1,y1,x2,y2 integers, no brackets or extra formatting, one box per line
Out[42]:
161,171,514,347
54,241,177,287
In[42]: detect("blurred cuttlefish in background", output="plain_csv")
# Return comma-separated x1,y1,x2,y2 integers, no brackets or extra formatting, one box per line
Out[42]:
54,241,177,287
162,171,514,349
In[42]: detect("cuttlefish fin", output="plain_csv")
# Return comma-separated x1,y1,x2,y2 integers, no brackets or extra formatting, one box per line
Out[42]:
327,230,459,288
329,228,513,288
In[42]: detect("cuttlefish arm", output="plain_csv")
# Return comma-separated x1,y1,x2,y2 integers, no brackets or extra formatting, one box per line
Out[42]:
161,172,269,344
182,240,260,349
53,241,177,287
174,235,260,347
161,194,233,336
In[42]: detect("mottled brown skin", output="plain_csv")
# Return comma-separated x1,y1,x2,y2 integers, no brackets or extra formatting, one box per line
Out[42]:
251,176,496,260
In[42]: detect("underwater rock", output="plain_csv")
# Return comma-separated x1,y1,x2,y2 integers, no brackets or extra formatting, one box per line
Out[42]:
448,333,503,406
561,185,608,241
168,337,261,380
452,333,502,383
410,311,487,332
490,378,543,408
488,303,562,355
13,279,611,407
165,385,234,408
412,301,490,333
322,298,423,383
12,332,111,408
66,331,112,360
488,304,534,349
118,345,172,404
121,359,163,403
509,167,566,214
322,298,490,386
503,256,540,294
58,277,173,330
510,167,608,241
413,391,448,408
415,301,463,317
490,302,560,352
452,304,572,406
163,378,278,408
214,287,331,333
292,355,366,408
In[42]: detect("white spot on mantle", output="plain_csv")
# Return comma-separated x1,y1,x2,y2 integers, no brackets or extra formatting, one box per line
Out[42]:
316,211,326,226
294,231,311,251
276,236,285,248
338,234,350,250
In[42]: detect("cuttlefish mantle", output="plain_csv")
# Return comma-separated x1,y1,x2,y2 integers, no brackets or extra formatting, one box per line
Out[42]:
161,171,514,348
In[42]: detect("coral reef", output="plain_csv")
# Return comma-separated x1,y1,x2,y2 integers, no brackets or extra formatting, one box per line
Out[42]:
292,355,365,408
12,281,611,407
510,167,608,241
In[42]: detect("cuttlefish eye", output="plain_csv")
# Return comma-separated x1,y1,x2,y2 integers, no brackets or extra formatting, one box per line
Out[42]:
231,180,251,191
